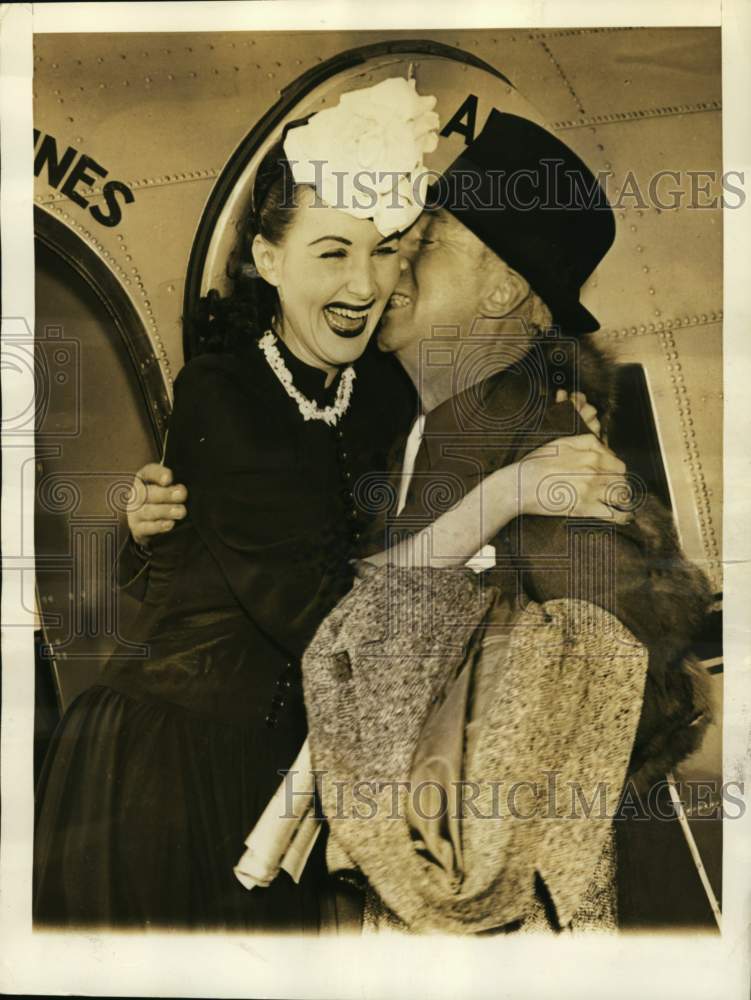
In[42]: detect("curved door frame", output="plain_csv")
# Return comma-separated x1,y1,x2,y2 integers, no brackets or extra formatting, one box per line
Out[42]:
35,206,172,443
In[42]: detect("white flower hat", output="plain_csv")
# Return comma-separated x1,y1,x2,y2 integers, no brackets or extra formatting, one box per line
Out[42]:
282,77,440,237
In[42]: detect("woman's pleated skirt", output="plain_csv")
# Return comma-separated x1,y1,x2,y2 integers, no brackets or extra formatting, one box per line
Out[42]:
33,684,329,932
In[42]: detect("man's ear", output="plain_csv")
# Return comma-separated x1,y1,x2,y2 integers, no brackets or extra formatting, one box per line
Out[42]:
478,266,529,318
251,234,281,287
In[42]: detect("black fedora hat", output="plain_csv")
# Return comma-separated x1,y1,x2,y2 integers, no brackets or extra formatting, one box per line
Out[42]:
429,109,615,333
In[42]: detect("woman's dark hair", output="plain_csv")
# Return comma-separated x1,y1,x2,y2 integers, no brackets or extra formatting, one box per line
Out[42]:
190,139,300,355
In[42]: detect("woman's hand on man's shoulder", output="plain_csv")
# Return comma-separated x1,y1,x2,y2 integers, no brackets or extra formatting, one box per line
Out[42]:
518,433,632,525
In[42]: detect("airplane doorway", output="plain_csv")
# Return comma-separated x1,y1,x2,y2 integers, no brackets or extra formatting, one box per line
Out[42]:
34,209,170,774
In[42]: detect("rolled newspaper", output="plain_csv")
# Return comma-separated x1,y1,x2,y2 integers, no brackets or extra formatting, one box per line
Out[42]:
233,738,321,889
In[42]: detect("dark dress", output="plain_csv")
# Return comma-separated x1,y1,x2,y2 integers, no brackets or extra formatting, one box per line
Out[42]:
33,335,415,930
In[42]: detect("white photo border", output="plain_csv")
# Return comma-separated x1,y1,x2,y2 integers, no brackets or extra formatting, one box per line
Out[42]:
2,2,749,997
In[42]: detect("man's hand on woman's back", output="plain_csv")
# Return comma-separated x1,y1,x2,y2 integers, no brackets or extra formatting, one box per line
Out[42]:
128,463,188,548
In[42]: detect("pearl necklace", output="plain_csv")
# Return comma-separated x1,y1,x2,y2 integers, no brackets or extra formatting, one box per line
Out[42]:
258,331,356,427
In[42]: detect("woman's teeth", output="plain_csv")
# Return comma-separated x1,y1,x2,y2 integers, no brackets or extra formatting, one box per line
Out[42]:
324,304,369,338
388,293,412,309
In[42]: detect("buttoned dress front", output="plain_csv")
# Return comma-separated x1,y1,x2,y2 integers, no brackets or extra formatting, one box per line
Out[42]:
33,334,415,931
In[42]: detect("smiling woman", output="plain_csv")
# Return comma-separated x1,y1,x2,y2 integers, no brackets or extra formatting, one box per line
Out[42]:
33,80,435,932
250,183,401,372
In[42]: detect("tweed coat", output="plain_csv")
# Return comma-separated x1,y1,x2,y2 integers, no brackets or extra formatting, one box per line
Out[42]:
301,565,649,932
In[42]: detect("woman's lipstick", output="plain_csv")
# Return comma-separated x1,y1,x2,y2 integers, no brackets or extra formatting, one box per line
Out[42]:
323,300,374,338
